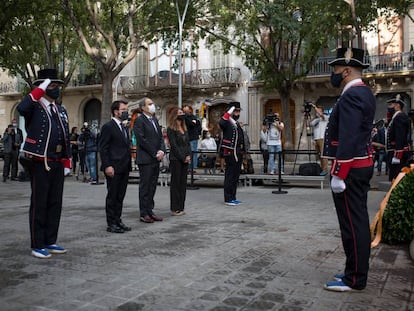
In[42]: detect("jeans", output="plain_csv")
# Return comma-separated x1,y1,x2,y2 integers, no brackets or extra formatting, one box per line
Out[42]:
85,152,97,180
189,140,198,170
267,144,283,173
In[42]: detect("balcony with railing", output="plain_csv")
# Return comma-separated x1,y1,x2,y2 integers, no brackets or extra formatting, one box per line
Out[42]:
119,67,242,94
2,52,414,95
306,51,414,76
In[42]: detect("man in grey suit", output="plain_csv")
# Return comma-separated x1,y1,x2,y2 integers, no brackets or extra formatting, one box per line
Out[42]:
133,97,166,223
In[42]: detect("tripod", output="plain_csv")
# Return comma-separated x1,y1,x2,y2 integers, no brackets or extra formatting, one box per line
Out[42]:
292,110,314,174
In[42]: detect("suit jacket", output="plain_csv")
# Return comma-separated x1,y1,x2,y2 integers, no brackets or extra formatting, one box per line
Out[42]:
99,119,132,173
167,128,191,162
133,114,166,165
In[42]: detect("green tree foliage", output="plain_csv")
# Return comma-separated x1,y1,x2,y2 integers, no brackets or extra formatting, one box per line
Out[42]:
383,171,414,244
202,0,349,146
0,0,83,89
202,0,414,147
61,0,205,123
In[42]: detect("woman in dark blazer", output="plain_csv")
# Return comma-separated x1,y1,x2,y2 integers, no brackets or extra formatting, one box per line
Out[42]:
167,107,191,216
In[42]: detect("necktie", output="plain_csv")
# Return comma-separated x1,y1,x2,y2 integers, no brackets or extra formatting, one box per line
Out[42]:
122,125,128,139
50,104,58,119
149,117,158,132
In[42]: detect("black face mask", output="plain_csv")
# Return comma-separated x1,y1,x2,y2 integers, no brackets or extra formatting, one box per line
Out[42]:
232,114,240,121
177,114,186,121
46,88,60,99
330,71,343,88
120,111,129,121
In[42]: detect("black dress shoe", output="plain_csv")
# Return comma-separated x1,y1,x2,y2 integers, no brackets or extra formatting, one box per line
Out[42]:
118,222,131,231
140,215,154,223
106,224,125,233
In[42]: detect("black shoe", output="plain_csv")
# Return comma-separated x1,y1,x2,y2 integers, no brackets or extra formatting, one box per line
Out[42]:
2,176,6,182
11,177,19,181
106,224,125,233
118,221,131,231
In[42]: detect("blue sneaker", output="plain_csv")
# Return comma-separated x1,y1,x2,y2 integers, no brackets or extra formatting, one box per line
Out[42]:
233,200,242,204
31,248,52,259
334,273,344,281
324,280,353,292
45,244,67,254
320,171,328,176
225,200,240,206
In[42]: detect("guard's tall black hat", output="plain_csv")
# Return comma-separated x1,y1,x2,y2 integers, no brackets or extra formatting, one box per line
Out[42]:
386,94,405,108
228,101,241,110
33,69,64,86
328,47,369,69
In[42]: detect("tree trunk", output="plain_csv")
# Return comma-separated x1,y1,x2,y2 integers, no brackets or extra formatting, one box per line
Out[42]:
99,69,118,126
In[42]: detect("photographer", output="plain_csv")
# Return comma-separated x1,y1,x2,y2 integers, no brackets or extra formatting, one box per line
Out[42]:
310,104,329,176
182,105,201,171
78,122,98,183
265,113,284,175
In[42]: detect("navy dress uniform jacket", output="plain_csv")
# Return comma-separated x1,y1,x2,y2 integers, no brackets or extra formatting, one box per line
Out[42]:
386,111,410,159
322,82,376,179
17,93,71,160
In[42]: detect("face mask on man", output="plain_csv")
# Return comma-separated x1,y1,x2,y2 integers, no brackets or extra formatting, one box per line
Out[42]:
46,87,60,99
330,71,344,88
120,111,129,121
232,114,240,121
148,104,156,114
177,114,185,121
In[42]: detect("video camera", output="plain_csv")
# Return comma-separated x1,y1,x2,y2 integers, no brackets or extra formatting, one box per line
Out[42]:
263,114,279,126
303,100,313,114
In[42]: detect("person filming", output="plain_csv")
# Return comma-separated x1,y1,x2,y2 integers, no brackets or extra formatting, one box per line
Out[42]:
310,105,329,176
265,113,284,175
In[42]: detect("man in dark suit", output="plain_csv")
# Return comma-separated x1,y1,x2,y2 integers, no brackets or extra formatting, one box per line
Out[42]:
322,48,376,292
133,97,166,223
17,68,71,259
99,100,132,233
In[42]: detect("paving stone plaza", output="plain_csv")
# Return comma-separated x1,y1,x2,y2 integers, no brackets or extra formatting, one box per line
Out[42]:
0,173,413,311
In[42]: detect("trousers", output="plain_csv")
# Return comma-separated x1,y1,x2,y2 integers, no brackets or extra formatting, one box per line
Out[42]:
224,153,242,202
332,165,373,290
29,161,64,249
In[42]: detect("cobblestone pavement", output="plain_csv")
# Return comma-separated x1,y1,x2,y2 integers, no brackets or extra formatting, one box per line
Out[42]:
0,174,413,311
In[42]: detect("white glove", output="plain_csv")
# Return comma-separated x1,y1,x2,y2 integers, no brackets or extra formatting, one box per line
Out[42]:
391,157,400,164
227,106,235,114
331,175,346,193
39,78,51,91
64,168,71,176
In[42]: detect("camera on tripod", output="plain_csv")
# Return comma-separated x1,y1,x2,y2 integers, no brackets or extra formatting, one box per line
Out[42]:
303,100,313,115
263,114,279,126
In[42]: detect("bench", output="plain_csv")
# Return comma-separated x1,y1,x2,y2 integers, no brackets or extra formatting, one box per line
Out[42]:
245,174,327,190
128,171,169,187
189,174,247,187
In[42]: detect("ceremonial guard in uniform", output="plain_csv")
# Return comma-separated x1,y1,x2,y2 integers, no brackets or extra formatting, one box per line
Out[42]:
219,102,245,206
17,69,71,259
385,94,411,181
322,48,376,292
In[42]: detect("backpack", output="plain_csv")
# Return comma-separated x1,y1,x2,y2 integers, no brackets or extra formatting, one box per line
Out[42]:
299,163,321,176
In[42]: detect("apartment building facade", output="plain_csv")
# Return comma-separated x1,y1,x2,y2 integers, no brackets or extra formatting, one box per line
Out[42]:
1,10,413,151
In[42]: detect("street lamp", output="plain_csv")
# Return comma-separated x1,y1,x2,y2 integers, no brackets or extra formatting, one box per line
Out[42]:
176,0,190,108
